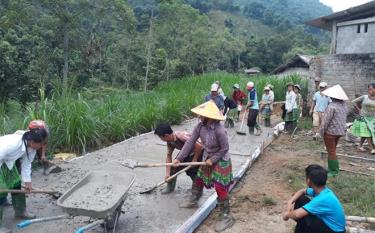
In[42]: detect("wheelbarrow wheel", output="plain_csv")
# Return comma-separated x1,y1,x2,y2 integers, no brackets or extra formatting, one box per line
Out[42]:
105,202,123,232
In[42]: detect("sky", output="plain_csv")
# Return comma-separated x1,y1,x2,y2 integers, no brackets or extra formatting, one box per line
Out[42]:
320,0,373,12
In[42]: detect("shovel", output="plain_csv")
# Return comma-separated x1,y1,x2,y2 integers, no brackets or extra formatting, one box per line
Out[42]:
121,160,207,169
0,189,62,199
236,110,247,135
41,160,62,175
140,165,192,194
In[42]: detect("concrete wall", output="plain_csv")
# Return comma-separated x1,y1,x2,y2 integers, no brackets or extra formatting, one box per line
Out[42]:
309,53,375,99
336,21,375,54
276,67,310,78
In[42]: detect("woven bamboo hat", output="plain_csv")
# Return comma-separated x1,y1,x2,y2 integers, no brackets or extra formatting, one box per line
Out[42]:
191,101,225,121
322,84,349,101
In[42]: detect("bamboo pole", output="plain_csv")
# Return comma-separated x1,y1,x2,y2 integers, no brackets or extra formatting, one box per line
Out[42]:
346,216,375,224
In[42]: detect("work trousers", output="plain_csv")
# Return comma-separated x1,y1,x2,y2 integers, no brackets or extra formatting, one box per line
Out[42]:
294,196,343,233
323,134,341,160
247,109,259,128
171,151,203,182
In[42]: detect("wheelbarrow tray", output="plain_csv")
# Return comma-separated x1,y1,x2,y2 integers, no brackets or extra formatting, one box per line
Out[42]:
57,170,135,219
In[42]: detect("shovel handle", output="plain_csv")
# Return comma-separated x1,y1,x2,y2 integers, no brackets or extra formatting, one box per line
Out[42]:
136,162,206,168
0,189,59,195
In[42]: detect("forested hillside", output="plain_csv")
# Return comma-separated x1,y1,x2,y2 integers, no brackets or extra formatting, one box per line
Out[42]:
0,0,332,103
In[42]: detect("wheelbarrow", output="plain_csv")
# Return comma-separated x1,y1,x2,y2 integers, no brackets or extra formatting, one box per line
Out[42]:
17,170,136,233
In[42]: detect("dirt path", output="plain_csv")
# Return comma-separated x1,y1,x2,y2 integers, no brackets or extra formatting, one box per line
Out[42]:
197,130,375,233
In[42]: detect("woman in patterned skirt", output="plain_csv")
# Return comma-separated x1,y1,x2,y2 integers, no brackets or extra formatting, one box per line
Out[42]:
352,83,375,155
174,100,234,232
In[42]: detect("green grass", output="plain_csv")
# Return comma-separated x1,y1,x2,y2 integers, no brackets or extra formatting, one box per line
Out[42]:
262,196,277,206
1,72,306,154
284,163,375,217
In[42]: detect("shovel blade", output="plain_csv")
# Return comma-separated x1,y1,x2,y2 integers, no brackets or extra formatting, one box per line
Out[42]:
139,186,157,194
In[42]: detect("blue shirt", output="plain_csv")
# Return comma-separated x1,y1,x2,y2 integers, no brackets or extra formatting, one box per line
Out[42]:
313,91,331,112
248,89,259,110
303,187,346,232
205,94,224,110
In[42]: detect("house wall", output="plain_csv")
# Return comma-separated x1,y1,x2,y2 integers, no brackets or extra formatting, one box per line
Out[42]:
336,20,375,54
276,67,310,78
309,53,375,99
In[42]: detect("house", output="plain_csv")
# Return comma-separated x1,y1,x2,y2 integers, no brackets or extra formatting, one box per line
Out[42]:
272,54,312,78
244,67,261,75
306,1,375,54
304,1,375,99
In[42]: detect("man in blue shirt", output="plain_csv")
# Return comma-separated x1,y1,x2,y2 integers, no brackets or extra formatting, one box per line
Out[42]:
283,164,346,233
246,81,262,136
310,82,331,139
205,83,224,111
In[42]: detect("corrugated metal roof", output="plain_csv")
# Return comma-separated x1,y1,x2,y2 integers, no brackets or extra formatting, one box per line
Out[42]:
272,54,313,74
305,1,375,30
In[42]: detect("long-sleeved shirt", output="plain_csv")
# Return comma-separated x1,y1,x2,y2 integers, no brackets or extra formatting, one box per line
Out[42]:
232,90,246,104
176,121,229,164
285,91,297,112
0,132,36,182
320,101,348,136
205,94,224,110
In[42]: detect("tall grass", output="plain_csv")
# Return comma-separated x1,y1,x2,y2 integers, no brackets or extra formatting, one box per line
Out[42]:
0,72,307,154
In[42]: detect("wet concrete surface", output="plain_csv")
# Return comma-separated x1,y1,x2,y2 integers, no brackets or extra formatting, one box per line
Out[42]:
4,119,275,233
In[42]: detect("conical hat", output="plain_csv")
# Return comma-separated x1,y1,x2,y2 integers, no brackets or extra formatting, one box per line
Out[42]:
322,84,349,101
191,101,225,121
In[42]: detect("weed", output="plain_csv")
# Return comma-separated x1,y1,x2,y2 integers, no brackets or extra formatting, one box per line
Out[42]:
262,196,277,206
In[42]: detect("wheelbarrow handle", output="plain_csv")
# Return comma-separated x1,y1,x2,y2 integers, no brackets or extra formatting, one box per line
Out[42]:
75,219,105,233
17,215,69,228
136,161,207,168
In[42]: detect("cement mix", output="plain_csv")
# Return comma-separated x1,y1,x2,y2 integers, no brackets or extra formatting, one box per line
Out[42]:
4,119,275,233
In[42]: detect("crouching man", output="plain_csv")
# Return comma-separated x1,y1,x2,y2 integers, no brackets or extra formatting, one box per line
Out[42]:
282,164,346,233
154,123,203,194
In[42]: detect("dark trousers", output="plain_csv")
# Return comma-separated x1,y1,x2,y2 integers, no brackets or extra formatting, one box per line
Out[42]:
172,151,203,181
247,109,259,128
294,196,340,233
224,98,237,115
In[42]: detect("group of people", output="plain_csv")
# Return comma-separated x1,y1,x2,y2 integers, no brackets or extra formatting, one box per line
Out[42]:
1,79,373,233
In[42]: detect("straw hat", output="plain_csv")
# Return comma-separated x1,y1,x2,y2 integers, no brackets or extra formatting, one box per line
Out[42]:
233,83,240,89
294,84,301,90
264,86,270,91
191,101,225,121
286,82,294,87
322,85,349,101
267,84,274,90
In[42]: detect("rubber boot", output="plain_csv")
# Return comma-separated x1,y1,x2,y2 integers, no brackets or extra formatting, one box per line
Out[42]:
265,119,271,127
161,177,177,194
254,124,262,136
0,204,11,233
214,198,235,232
328,160,339,177
12,194,35,219
179,183,203,208
248,127,254,135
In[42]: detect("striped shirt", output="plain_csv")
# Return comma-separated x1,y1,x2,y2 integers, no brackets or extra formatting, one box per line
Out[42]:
320,101,348,136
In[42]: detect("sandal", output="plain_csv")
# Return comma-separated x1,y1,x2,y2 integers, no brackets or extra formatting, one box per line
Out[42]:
358,146,367,152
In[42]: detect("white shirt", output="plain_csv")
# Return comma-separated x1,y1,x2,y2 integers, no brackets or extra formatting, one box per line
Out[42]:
0,132,36,182
218,87,226,100
285,91,297,112
269,90,275,102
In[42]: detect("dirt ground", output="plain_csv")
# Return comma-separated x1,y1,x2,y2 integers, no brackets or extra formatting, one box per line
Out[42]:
197,130,375,233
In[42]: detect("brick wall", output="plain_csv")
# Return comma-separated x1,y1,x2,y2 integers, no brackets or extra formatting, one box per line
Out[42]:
309,53,375,99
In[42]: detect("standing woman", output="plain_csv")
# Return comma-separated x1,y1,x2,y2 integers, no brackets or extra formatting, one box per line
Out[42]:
0,128,48,232
294,84,303,120
260,86,273,127
320,85,348,177
174,101,234,232
352,83,375,155
284,82,297,134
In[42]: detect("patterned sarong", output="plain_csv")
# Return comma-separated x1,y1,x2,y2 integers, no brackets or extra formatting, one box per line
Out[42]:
0,164,21,198
284,108,299,122
352,116,375,141
196,159,233,191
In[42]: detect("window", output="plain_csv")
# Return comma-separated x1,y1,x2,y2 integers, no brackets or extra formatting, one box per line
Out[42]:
364,23,368,33
357,24,361,33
